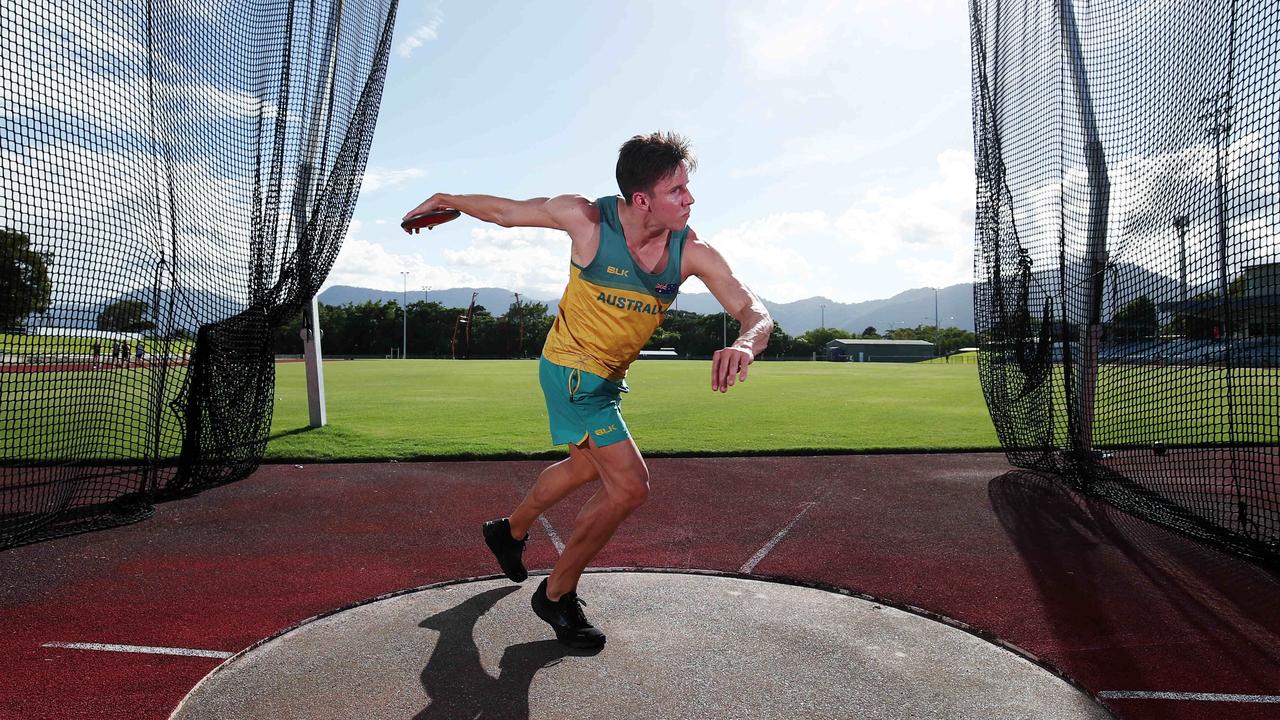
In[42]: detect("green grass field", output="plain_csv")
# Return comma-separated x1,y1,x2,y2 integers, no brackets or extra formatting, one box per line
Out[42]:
6,358,1271,462
1,366,190,461
1,332,194,357
266,359,1000,460
983,363,1278,448
2,332,103,355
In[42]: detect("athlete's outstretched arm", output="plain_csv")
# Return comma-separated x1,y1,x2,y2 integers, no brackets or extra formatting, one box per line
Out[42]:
403,193,593,232
683,231,774,393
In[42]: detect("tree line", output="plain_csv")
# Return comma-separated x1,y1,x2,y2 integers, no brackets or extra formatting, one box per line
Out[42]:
7,222,1235,352
0,229,979,357
273,299,554,359
270,300,981,359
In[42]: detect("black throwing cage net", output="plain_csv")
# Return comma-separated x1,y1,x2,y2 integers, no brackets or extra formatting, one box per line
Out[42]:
970,0,1278,564
1,0,398,548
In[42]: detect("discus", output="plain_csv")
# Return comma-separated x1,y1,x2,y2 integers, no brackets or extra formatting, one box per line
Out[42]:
401,208,461,233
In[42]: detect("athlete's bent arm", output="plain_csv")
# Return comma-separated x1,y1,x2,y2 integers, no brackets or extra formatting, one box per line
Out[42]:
683,232,774,393
403,192,594,232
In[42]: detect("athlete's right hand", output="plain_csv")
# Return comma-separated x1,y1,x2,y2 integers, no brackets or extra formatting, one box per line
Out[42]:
711,346,753,393
402,193,449,224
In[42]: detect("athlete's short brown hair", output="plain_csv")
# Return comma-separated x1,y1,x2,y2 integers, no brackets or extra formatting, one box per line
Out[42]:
616,132,696,205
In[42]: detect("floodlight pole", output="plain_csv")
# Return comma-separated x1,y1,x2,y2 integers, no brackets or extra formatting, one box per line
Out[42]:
934,288,939,354
1200,92,1233,339
513,292,524,357
1173,215,1190,305
401,271,409,359
1062,0,1110,460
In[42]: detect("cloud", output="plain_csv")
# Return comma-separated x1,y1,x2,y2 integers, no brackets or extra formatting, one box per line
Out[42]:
362,167,426,193
734,4,836,76
733,0,964,78
326,149,983,307
325,225,572,298
734,91,969,178
0,138,269,313
5,0,407,330
836,148,974,275
691,150,978,302
698,212,831,299
396,4,445,58
326,230,480,292
325,147,981,306
442,227,572,296
988,130,1280,292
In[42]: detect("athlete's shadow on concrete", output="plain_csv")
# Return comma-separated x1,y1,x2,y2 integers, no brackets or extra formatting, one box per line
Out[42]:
413,585,601,720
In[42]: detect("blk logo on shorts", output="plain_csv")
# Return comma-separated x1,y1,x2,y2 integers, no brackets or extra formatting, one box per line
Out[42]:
594,424,618,436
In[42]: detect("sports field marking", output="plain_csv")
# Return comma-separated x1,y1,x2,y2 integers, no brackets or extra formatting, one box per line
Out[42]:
42,641,233,659
739,502,817,574
1099,690,1280,704
539,516,565,555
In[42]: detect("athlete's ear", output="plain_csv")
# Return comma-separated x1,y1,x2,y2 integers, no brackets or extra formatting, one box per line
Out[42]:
632,191,651,212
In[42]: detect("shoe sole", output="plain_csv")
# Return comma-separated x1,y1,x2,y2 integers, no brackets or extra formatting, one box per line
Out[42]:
482,523,528,583
553,628,606,649
532,591,606,649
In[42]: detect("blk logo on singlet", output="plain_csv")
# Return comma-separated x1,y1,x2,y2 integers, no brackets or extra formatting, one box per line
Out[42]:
607,266,630,278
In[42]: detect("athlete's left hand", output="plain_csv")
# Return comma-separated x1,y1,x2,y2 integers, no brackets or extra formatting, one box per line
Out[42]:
711,346,753,393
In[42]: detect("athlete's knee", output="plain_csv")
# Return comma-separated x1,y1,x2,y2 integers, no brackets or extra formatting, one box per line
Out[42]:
612,470,649,511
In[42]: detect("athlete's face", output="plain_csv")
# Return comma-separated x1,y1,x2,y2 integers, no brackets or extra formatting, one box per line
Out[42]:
643,162,694,230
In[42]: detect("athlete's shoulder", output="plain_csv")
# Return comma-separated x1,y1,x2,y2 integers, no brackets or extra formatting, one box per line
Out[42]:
680,227,732,279
546,194,601,234
682,226,713,255
547,194,599,221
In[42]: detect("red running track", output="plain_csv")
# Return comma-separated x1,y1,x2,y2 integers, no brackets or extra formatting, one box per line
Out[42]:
1,453,1277,719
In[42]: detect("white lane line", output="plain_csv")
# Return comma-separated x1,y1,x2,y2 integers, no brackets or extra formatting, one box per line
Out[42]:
740,502,817,574
1099,691,1280,704
42,642,234,659
539,516,565,555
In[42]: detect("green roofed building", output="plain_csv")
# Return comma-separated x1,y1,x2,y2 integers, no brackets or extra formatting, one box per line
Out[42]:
825,339,935,362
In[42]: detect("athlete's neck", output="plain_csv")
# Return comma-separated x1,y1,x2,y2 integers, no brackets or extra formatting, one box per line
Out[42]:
615,198,669,249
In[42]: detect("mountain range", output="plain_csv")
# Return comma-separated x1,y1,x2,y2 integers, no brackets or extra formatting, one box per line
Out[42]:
33,260,1196,337
316,283,978,335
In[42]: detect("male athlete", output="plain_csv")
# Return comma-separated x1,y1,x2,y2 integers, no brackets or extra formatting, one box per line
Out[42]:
403,132,773,649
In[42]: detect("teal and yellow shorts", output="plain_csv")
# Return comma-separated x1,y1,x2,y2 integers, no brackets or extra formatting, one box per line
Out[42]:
538,356,631,447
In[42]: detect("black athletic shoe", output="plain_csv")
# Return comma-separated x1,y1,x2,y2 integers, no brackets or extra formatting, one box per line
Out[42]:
483,517,528,583
531,578,607,649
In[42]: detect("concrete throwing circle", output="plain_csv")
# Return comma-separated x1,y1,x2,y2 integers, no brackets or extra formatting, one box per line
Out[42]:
171,572,1112,720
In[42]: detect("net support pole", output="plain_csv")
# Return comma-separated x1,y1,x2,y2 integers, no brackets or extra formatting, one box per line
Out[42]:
293,0,344,429
1061,0,1110,457
302,296,327,428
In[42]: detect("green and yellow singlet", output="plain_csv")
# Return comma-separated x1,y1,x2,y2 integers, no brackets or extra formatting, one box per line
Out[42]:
541,196,687,381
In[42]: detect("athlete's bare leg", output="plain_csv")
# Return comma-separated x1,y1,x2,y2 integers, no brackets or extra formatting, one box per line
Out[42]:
507,451,600,540
544,438,649,601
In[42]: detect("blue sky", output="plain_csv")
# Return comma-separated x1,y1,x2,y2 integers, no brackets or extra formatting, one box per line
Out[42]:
330,0,977,304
